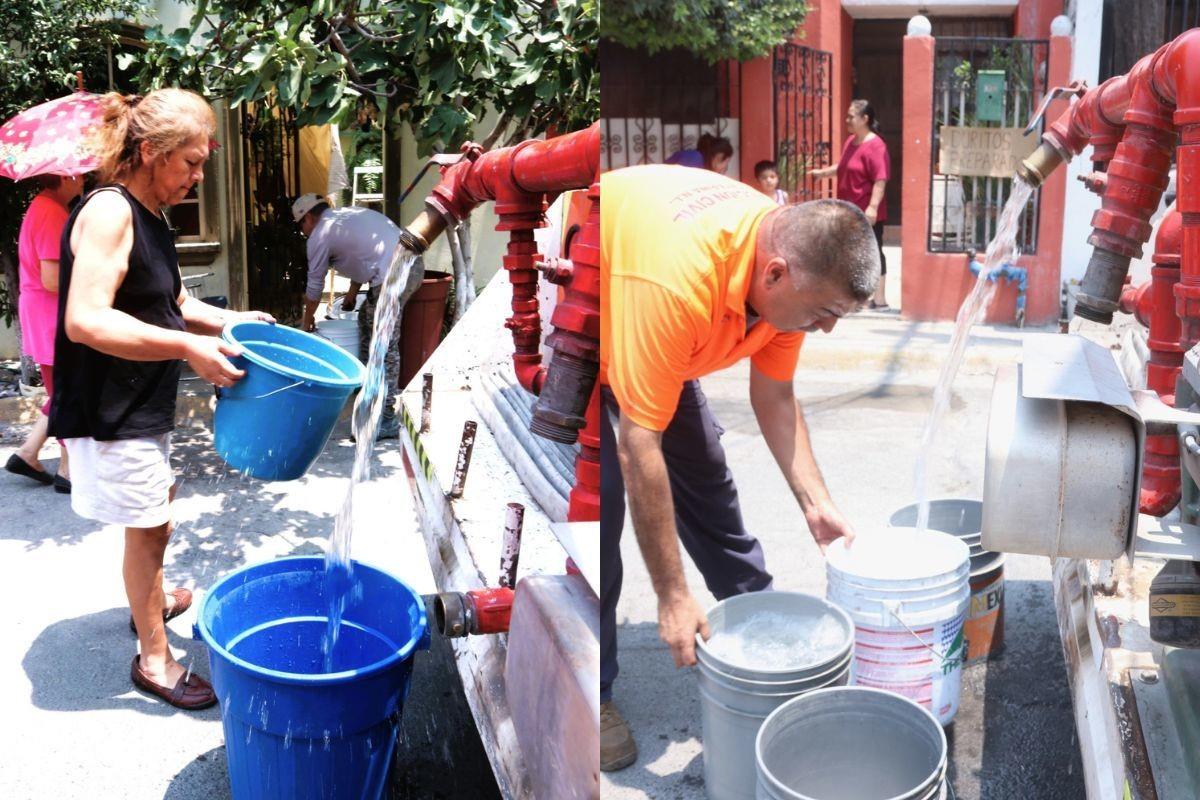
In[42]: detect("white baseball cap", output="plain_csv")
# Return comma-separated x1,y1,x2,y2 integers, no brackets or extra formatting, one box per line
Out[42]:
291,193,325,223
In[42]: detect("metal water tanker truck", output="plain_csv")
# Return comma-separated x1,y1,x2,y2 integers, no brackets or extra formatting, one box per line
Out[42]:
391,123,600,800
982,27,1200,799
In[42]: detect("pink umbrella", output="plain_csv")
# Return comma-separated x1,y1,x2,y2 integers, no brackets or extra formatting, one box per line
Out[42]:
0,91,104,182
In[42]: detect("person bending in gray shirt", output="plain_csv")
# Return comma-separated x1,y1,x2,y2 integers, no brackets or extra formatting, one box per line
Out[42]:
293,193,408,439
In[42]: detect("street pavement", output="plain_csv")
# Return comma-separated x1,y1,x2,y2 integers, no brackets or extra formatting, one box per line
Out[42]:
600,311,1087,800
0,381,500,800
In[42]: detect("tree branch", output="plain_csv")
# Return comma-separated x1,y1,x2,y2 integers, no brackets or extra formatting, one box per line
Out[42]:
481,110,513,150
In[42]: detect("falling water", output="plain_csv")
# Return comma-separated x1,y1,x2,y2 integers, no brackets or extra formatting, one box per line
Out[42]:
912,177,1036,534
322,245,421,672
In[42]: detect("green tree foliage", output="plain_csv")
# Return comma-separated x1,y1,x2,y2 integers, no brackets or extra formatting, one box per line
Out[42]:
136,0,598,155
0,0,142,324
602,0,808,63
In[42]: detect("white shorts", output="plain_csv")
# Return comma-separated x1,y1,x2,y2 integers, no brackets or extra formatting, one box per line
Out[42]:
64,433,174,528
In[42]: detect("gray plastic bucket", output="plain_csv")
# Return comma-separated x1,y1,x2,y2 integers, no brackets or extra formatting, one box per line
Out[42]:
695,592,855,800
756,687,948,800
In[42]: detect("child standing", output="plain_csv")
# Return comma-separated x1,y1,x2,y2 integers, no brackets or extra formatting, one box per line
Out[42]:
754,160,788,205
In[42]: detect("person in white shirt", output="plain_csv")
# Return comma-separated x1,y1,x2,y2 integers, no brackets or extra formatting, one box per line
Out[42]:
293,193,409,439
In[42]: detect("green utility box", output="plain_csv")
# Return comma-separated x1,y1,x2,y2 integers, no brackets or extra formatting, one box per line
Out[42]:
976,70,1007,122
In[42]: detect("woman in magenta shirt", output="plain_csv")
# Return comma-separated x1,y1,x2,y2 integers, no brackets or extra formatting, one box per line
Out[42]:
812,99,891,309
5,174,81,490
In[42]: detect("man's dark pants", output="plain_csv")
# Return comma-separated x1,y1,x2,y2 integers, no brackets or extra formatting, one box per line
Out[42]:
600,380,773,703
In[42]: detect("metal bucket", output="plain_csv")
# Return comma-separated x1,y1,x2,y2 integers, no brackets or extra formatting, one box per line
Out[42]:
756,687,948,800
889,499,1006,663
695,592,855,800
889,498,983,555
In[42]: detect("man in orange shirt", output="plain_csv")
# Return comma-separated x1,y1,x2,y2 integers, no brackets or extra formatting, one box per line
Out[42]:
600,165,881,771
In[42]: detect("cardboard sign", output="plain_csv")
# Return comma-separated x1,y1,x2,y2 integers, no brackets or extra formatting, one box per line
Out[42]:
938,126,1039,179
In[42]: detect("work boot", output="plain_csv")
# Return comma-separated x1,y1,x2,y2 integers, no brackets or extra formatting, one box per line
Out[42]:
601,700,637,771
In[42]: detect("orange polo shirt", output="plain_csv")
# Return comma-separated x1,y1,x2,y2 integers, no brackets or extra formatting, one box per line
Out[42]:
600,165,805,431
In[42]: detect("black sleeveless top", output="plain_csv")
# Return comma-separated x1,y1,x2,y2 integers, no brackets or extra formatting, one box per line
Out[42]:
48,185,185,441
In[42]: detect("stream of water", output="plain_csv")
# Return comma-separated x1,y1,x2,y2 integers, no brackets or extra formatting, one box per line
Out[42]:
911,177,1035,534
322,246,420,673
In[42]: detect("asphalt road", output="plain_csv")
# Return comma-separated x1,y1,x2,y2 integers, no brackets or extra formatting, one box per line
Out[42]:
600,316,1086,800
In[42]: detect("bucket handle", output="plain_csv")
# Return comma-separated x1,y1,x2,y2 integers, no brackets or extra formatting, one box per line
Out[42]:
215,380,306,401
883,600,964,671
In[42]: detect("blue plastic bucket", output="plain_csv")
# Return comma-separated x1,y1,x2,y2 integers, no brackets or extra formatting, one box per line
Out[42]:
214,321,364,480
196,556,430,800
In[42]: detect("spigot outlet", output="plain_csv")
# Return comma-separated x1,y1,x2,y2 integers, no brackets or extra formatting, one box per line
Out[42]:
431,589,515,638
1016,140,1069,187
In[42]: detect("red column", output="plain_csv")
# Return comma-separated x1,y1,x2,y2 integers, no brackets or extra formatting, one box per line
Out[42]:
1025,34,1073,324
900,34,948,319
739,55,775,182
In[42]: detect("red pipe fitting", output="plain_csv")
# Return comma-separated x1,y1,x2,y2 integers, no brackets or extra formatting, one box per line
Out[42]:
432,587,516,636
503,227,549,396
1155,31,1200,359
531,183,602,445
466,587,515,634
567,384,601,522
427,125,600,226
1088,50,1176,261
1045,74,1130,163
1132,209,1185,516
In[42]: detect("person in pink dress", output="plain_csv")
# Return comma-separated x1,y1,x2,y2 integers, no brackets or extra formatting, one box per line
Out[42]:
811,99,891,309
5,173,82,491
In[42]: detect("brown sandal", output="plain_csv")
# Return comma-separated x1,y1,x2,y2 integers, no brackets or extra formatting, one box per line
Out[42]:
130,655,217,710
129,587,193,634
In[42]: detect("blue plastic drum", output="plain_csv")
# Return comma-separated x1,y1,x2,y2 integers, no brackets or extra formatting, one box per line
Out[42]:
195,557,430,800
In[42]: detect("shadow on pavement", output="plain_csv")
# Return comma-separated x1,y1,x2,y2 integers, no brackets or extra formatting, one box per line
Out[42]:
161,420,399,589
0,453,88,549
22,607,220,720
163,746,230,800
602,621,706,799
970,578,1083,800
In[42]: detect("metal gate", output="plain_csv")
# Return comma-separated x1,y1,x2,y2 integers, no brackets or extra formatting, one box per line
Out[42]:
773,43,834,203
600,42,741,176
928,37,1048,254
241,102,308,323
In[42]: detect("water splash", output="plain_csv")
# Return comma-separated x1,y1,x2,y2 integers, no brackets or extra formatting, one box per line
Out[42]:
322,246,421,672
913,177,1035,533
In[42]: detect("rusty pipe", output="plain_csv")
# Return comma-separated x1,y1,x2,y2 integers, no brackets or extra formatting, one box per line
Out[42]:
431,503,529,637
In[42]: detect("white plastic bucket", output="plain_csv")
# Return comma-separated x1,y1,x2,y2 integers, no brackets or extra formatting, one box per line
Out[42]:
315,318,359,356
695,592,855,800
826,529,970,726
756,687,948,800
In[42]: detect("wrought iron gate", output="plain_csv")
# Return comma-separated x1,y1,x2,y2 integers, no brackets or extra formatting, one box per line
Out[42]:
241,102,308,323
600,43,741,176
773,43,834,203
928,37,1048,254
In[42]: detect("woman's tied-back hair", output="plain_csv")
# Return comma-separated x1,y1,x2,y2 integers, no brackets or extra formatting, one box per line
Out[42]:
89,89,216,183
850,99,882,135
697,133,734,168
